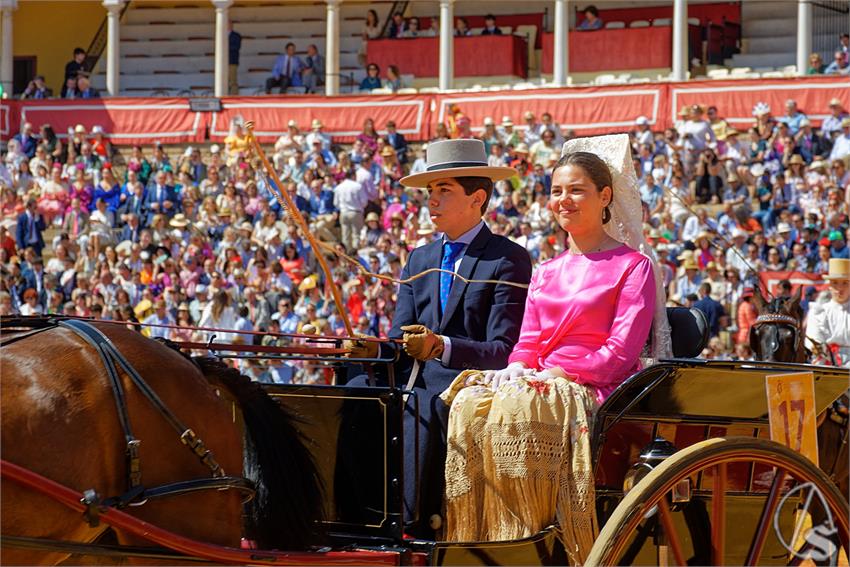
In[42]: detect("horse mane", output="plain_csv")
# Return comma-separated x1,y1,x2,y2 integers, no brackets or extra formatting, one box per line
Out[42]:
192,356,325,550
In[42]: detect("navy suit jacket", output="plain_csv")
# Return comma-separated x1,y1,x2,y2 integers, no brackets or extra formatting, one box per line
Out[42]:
379,224,531,384
15,212,46,253
143,184,177,220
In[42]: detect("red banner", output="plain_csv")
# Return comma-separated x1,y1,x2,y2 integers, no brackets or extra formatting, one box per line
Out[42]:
2,76,845,145
669,77,849,128
542,28,672,73
367,35,528,80
758,271,828,296
4,98,205,146
208,95,430,144
435,84,667,136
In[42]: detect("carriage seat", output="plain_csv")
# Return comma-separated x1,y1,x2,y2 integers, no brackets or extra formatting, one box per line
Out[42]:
665,307,709,358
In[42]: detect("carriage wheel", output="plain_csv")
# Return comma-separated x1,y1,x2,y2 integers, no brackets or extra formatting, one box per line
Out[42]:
586,437,850,566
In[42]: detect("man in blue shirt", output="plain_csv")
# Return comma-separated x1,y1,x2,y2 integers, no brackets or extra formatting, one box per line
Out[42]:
228,23,242,95
265,42,304,94
693,282,727,338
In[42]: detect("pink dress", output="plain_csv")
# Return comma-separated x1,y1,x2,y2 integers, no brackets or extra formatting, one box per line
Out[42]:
508,244,656,404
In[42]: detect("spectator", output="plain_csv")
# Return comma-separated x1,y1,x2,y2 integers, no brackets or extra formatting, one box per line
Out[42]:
385,120,408,164
577,5,603,30
384,65,403,92
21,75,52,99
302,44,325,94
824,50,849,75
822,98,848,139
829,118,850,162
13,123,38,159
62,76,78,100
841,33,850,64
199,289,240,342
266,42,304,94
229,22,242,95
360,63,382,91
142,299,175,339
16,199,46,256
795,119,827,163
64,48,86,85
359,9,382,66
306,119,331,152
807,53,825,74
481,14,502,35
76,73,99,99
455,17,472,36
334,167,368,251
779,99,807,135
400,17,423,38
387,12,406,38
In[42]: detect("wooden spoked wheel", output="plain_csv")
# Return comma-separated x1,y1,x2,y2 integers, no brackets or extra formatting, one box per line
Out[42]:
586,437,850,566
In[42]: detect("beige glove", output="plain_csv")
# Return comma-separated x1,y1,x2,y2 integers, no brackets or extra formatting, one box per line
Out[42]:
401,324,445,361
344,333,378,359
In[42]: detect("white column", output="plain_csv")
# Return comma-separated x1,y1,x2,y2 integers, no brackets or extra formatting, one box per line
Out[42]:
439,0,454,91
796,0,812,76
671,0,688,81
0,0,16,97
553,0,569,86
103,0,124,96
212,0,232,97
325,0,341,96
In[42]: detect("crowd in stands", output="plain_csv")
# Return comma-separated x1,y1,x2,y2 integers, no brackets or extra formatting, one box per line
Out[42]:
807,34,850,75
1,93,848,379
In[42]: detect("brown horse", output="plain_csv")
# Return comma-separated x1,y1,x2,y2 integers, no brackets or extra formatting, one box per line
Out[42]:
748,287,849,555
1,318,322,564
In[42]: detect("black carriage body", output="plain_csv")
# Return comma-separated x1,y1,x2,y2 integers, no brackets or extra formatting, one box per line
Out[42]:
264,358,848,565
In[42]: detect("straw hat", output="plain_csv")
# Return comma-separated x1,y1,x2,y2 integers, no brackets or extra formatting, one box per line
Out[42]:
380,145,396,158
177,302,190,311
115,240,133,256
417,223,435,236
513,143,530,155
824,258,849,281
365,211,380,222
829,97,843,108
501,115,513,127
682,259,700,271
776,222,792,234
298,275,318,292
169,213,190,228
311,118,323,129
400,139,516,188
677,249,695,261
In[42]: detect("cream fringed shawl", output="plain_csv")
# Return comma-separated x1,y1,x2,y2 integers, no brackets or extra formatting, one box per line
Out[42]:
440,370,599,566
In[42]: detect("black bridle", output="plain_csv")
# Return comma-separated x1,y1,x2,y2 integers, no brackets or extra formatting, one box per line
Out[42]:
750,312,802,357
3,318,255,529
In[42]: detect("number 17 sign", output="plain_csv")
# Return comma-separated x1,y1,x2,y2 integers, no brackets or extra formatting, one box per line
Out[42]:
766,372,819,466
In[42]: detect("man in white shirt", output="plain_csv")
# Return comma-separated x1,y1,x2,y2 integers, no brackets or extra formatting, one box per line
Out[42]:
305,119,331,151
333,169,368,251
828,118,850,162
806,258,850,367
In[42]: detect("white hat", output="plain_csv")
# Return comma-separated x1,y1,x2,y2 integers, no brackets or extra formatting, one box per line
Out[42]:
750,163,766,177
209,144,221,154
483,116,495,126
184,146,195,157
400,139,516,188
501,115,513,127
92,125,104,135
311,118,323,129
776,222,792,233
287,119,298,128
752,102,771,116
635,116,650,126
651,168,665,181
731,228,747,239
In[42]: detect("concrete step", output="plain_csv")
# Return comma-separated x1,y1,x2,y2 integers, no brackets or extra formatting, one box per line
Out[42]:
121,52,361,75
743,18,797,38
125,6,214,25
121,38,213,57
728,52,796,69
123,22,214,41
746,32,845,55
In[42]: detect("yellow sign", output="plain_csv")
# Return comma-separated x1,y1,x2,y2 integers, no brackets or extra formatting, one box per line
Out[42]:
766,372,819,466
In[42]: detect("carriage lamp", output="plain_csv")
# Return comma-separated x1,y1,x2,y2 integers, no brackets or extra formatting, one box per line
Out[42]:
623,437,677,492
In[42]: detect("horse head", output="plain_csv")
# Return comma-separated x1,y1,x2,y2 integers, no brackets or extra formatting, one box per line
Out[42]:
749,285,806,363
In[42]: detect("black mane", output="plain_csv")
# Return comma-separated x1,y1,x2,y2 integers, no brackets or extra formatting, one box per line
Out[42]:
194,357,325,550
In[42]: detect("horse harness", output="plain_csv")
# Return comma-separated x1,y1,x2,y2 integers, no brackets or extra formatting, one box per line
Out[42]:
5,318,255,528
751,312,802,356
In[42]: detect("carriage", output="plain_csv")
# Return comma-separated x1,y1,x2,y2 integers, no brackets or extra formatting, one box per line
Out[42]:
1,309,847,566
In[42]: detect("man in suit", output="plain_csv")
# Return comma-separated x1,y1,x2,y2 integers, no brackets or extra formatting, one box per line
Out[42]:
143,170,177,223
16,199,46,256
339,139,532,537
61,197,90,242
265,42,305,94
385,120,408,164
301,44,325,93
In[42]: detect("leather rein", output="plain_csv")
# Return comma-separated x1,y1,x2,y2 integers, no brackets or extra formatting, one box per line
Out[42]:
751,312,802,354
2,318,254,529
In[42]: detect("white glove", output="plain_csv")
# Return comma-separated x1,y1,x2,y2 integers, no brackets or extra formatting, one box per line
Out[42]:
483,362,532,391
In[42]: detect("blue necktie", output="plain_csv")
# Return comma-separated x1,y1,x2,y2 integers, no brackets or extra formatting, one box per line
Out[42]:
440,241,465,314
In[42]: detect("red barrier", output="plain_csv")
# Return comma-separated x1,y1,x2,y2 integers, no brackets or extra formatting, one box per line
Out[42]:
435,84,668,137
576,2,741,26
209,94,430,144
758,271,828,296
366,35,528,80
2,98,205,146
3,77,846,145
541,27,672,73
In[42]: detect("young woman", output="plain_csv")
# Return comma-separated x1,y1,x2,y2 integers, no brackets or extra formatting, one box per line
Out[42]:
199,289,239,343
440,137,669,564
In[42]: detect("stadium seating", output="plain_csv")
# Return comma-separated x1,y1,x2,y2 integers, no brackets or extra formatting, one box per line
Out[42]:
92,2,392,96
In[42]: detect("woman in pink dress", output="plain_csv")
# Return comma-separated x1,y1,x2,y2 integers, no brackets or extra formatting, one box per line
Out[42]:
441,135,670,564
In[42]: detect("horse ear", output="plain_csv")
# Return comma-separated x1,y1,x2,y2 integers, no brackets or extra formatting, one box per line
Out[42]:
786,285,803,313
752,285,767,311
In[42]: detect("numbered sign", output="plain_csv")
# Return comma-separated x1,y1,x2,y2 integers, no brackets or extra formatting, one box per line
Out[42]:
766,372,819,466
